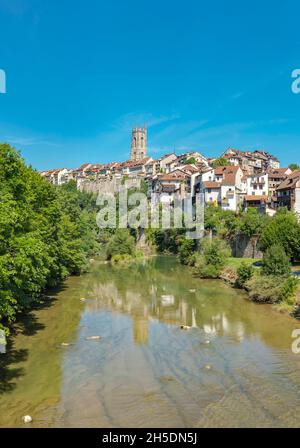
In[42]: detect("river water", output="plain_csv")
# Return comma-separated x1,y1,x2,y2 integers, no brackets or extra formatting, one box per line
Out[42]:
1,256,300,428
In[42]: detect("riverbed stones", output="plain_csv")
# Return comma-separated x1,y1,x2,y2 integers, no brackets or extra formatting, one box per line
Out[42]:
85,336,102,341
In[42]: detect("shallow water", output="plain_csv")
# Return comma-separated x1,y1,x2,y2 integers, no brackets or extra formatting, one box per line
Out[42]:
1,256,300,428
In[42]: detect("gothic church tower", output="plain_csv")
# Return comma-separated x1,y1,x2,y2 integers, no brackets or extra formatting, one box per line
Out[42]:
130,127,147,161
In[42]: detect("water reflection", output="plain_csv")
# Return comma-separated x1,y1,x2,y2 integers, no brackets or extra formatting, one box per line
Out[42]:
83,257,298,350
1,256,300,428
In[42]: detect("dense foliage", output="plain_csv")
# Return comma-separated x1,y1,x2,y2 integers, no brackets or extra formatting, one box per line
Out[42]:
211,157,231,168
245,275,299,305
236,261,254,287
105,229,136,261
193,237,231,278
262,244,291,276
289,163,300,171
0,144,99,333
259,209,300,261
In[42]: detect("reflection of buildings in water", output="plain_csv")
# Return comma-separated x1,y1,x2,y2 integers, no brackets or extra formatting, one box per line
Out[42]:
87,280,247,342
161,295,175,307
133,315,149,345
203,313,245,342
180,300,188,325
191,308,198,328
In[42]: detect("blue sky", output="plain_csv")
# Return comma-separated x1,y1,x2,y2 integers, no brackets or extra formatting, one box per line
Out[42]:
0,0,300,170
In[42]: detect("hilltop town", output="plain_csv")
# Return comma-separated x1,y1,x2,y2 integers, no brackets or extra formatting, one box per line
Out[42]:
40,127,300,216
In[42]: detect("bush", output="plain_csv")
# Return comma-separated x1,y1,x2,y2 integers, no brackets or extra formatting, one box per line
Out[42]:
245,274,299,305
106,229,136,260
111,254,134,264
236,262,254,287
245,275,283,303
193,254,221,278
262,244,290,276
280,277,299,306
193,237,231,278
260,209,300,260
178,238,197,265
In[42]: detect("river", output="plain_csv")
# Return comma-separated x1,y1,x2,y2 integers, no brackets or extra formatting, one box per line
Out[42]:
1,256,300,428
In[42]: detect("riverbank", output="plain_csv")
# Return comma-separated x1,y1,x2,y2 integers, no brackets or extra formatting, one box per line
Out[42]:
205,257,300,319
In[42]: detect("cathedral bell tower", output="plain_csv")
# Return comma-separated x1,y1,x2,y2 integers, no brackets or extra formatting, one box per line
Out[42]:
130,127,147,161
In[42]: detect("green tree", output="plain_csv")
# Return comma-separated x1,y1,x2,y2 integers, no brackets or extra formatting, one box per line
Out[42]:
262,244,291,276
185,157,197,165
178,238,197,265
260,209,300,261
0,144,99,332
239,208,268,237
211,157,231,168
194,237,231,278
106,229,136,260
236,262,254,287
289,163,300,171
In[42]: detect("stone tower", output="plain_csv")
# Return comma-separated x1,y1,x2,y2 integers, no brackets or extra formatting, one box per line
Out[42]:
130,127,147,161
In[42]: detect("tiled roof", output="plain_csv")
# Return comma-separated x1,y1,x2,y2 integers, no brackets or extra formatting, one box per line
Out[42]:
245,195,269,202
204,166,241,186
267,168,290,178
277,170,300,190
221,166,240,186
159,170,187,181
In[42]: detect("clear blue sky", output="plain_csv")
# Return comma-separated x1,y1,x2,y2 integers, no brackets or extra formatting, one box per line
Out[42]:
0,0,300,170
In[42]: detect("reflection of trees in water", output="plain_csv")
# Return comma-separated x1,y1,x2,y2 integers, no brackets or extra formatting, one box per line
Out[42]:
84,257,298,350
0,288,83,427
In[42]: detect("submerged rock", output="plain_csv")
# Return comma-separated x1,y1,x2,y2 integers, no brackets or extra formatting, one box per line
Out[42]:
180,325,191,331
22,415,33,424
86,336,102,341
